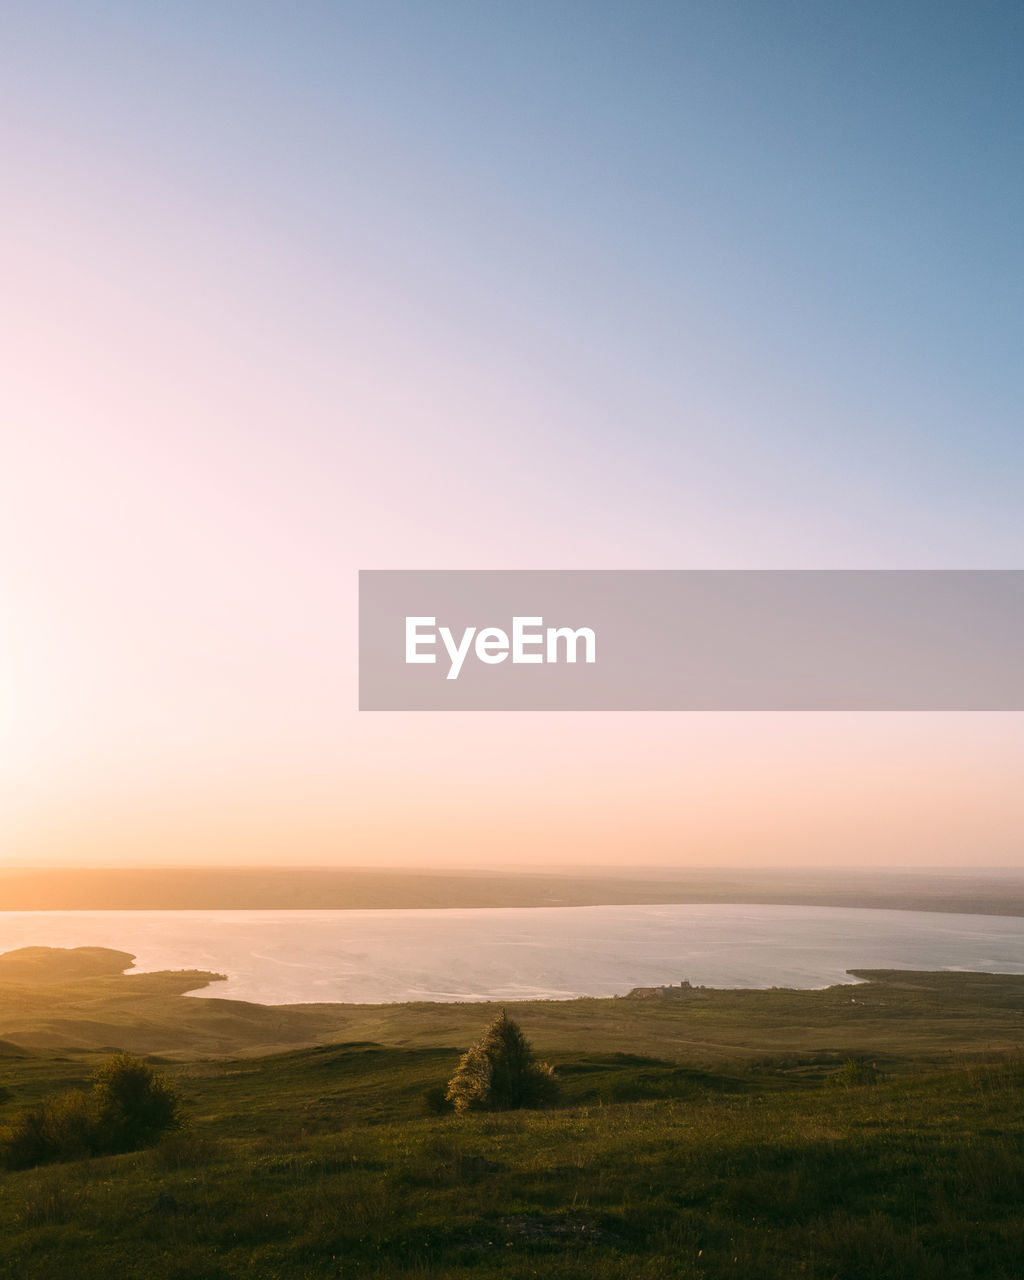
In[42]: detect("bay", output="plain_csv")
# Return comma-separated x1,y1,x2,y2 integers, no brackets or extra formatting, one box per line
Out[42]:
2,903,1024,1004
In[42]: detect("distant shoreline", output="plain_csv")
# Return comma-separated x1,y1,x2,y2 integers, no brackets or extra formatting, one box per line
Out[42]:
3,866,1024,918
3,945,1024,1063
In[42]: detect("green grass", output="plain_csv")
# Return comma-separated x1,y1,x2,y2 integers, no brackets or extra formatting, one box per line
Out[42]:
3,967,1024,1278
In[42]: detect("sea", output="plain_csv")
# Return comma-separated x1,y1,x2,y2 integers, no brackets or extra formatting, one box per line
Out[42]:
2,903,1024,1004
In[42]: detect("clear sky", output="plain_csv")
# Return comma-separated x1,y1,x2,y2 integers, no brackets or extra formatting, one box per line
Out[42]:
3,1,1023,868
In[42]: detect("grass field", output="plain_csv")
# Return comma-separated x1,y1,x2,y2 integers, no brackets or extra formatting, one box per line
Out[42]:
2,951,1024,1277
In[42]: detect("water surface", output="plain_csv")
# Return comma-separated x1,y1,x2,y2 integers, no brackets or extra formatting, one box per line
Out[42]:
2,903,1023,1004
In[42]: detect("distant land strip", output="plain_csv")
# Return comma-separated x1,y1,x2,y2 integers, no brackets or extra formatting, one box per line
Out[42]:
2,867,1024,918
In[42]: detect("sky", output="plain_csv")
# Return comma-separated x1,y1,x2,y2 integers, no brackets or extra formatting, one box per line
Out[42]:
2,0,1023,869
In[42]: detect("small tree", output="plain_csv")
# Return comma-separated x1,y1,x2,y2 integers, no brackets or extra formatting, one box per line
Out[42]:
445,1010,558,1113
91,1052,183,1153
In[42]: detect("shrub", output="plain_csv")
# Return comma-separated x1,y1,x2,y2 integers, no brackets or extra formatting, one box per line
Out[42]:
41,1088,95,1158
0,1053,183,1169
1,1089,94,1170
831,1058,882,1088
1,1106,56,1171
91,1052,183,1153
445,1009,559,1113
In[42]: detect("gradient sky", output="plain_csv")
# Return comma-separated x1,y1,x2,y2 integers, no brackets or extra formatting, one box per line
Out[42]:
3,1,1023,868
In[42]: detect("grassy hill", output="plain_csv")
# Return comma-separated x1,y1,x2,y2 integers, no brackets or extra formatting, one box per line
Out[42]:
2,950,1024,1277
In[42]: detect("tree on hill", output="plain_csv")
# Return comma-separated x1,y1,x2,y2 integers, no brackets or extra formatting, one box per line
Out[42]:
445,1009,559,1112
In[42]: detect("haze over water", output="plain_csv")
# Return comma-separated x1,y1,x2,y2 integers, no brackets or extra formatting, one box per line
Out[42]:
3,904,1024,1005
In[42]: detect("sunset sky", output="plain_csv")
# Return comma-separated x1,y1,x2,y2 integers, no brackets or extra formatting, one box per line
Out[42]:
3,2,1023,869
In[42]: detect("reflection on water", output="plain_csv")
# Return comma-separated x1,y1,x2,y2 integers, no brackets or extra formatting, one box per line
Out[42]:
1,903,1023,1005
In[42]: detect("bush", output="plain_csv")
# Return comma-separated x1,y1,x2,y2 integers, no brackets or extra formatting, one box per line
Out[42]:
91,1052,183,1153
41,1088,95,1158
445,1010,559,1113
1,1106,56,1171
0,1053,183,1169
831,1058,882,1088
1,1090,95,1170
